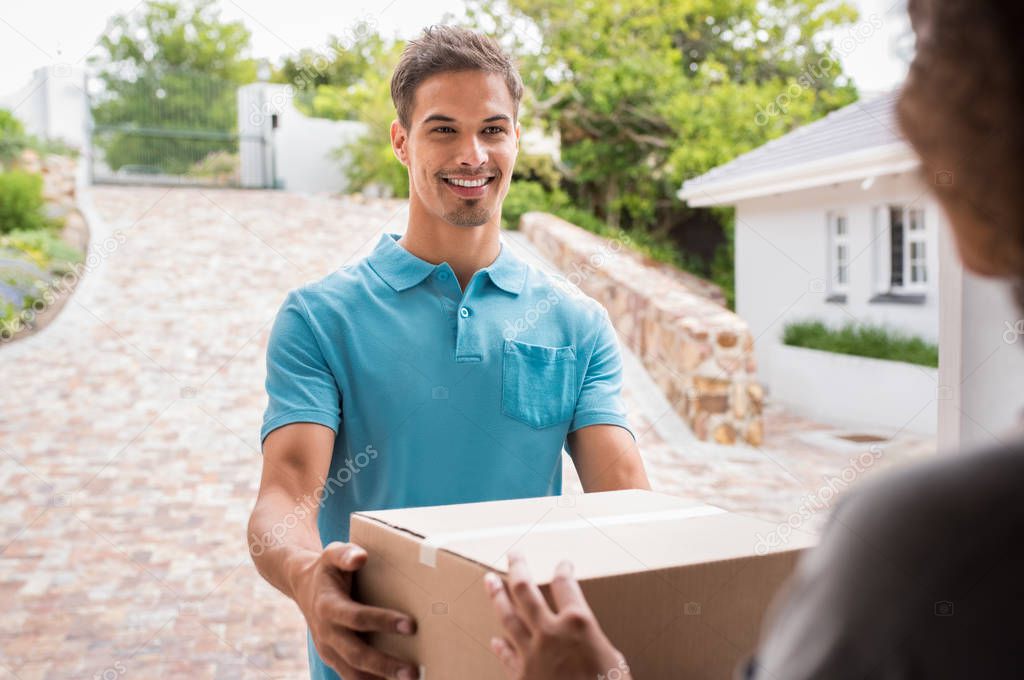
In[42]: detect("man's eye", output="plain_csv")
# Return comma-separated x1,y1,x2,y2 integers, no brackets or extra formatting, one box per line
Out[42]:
484,126,506,135
433,126,455,133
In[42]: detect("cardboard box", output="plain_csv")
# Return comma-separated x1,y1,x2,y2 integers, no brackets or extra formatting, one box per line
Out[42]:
351,489,815,679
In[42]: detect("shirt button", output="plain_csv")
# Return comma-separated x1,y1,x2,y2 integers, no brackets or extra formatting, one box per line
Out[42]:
459,306,471,318
437,270,449,280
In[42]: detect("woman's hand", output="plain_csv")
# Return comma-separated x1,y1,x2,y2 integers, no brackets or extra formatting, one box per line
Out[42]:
484,551,631,680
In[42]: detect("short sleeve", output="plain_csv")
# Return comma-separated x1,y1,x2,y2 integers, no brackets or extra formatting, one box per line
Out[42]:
568,308,635,440
259,290,342,447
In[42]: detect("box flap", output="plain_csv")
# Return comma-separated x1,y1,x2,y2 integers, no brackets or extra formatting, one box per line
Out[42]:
353,490,816,581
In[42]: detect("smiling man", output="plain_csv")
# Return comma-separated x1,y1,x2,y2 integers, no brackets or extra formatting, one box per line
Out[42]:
247,25,650,680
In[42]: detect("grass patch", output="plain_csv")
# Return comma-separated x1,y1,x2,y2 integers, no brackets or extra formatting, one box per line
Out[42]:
783,320,938,367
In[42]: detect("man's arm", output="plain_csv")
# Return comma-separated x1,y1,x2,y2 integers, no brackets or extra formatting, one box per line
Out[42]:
248,422,419,680
567,424,650,492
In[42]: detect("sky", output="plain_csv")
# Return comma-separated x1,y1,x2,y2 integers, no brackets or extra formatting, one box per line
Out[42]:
0,0,911,99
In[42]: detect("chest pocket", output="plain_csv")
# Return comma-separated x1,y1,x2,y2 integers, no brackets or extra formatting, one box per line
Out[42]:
501,339,577,429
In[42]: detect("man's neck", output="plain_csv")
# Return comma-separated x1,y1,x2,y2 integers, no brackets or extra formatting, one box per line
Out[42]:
398,200,502,291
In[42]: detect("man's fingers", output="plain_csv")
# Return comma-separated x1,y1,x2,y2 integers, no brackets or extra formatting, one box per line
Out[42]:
484,572,531,651
548,560,591,614
505,551,550,628
333,600,417,635
335,629,419,680
324,541,368,572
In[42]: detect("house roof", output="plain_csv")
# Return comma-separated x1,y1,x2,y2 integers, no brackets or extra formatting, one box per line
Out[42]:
678,89,921,207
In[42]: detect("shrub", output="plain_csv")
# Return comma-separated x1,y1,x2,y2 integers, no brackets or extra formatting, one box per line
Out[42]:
0,170,48,234
0,109,28,165
1,229,83,274
189,150,239,183
502,180,568,230
782,320,939,367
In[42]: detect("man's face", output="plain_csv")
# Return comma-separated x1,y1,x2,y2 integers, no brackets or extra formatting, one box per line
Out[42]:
392,70,520,228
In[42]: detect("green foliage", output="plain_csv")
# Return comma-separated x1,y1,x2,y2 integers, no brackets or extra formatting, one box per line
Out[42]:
88,0,257,174
188,150,239,183
512,152,563,192
0,171,48,234
1,229,83,274
502,180,569,229
783,320,939,367
463,0,859,303
708,206,736,308
0,109,27,165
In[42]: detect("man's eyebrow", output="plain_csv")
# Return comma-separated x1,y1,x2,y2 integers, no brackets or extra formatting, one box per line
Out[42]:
421,113,513,125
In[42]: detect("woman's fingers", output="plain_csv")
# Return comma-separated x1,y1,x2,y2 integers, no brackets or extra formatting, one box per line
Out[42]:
485,571,532,652
489,636,523,676
548,560,591,614
505,551,550,628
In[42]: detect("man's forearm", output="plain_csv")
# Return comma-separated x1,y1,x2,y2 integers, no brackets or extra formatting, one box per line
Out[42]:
248,489,323,605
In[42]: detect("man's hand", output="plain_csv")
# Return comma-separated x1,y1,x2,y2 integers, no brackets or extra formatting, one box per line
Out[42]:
291,541,420,680
484,552,631,680
248,423,419,680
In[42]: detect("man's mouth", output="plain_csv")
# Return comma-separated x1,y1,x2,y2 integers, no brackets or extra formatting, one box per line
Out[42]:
441,174,497,198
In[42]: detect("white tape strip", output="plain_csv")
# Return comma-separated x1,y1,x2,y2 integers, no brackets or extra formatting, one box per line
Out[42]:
418,504,726,567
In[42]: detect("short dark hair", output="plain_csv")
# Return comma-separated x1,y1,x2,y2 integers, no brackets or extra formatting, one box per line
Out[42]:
390,25,524,130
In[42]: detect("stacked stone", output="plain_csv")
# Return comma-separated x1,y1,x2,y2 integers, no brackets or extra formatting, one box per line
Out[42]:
19,149,89,252
519,212,764,445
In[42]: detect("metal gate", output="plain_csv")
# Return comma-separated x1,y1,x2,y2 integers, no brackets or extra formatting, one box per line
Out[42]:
86,67,272,188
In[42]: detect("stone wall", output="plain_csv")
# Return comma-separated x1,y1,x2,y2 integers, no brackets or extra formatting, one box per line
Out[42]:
519,212,763,445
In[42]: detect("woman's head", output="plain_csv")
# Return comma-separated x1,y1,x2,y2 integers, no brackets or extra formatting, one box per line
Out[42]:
897,1,1024,300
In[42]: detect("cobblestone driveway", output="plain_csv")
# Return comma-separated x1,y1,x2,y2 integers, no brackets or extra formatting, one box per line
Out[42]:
0,186,931,679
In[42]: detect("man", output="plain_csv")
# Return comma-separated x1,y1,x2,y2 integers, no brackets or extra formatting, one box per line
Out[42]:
247,25,650,680
483,1,1024,678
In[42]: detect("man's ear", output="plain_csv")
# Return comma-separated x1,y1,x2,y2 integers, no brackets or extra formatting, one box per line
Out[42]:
390,119,409,167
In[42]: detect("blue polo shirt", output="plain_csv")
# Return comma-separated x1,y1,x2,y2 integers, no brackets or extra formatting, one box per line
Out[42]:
260,232,634,679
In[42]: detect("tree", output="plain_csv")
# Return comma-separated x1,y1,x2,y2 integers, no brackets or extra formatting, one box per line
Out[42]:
467,0,858,231
275,23,409,197
464,0,860,304
88,0,257,174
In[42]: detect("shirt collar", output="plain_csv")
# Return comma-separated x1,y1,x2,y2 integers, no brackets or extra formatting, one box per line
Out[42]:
367,232,527,295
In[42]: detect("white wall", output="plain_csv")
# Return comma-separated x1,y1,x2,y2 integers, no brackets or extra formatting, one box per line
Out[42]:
771,344,938,434
238,83,368,193
735,171,941,390
0,65,88,148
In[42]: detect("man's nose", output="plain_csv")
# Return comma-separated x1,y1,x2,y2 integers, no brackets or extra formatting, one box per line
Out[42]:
457,134,488,168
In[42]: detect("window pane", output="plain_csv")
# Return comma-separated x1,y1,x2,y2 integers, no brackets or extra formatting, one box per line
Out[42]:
839,265,848,284
910,209,925,231
890,206,904,287
837,216,847,235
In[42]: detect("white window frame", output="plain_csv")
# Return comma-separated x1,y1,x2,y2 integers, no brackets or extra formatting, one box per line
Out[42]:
872,204,928,295
826,211,850,296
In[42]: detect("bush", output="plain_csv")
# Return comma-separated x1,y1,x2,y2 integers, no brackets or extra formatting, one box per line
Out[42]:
1,229,83,274
502,180,568,230
0,109,28,165
0,170,48,234
782,320,939,367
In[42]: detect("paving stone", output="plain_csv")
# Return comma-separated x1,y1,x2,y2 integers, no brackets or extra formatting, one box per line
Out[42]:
0,186,933,678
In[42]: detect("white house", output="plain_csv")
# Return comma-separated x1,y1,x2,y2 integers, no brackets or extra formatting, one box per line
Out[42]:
679,90,1024,448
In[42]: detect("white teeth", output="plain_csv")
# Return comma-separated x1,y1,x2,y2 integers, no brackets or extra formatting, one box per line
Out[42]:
447,177,490,188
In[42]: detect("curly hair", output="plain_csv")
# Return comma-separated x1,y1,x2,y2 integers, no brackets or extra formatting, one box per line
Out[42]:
897,0,1024,308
